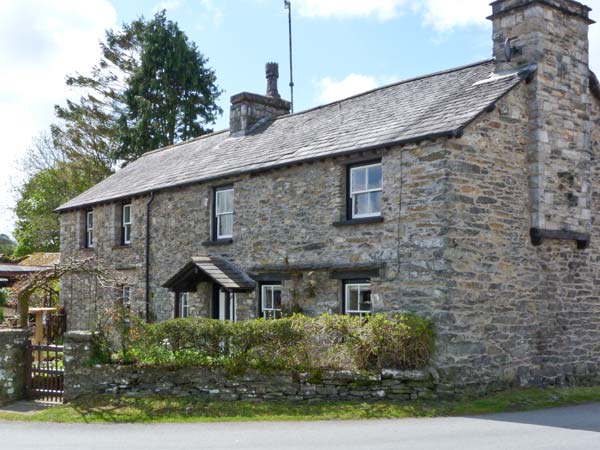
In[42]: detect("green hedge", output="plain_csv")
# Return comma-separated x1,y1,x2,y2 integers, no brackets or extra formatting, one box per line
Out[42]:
97,313,434,373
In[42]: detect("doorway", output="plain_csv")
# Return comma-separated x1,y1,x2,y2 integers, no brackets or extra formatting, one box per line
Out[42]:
212,285,237,321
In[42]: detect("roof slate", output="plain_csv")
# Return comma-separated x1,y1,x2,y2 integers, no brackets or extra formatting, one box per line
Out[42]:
57,59,525,212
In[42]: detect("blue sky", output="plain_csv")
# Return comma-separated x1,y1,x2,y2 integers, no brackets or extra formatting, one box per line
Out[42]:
0,0,599,237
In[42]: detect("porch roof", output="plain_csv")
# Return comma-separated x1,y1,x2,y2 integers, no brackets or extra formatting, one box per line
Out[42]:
163,256,256,293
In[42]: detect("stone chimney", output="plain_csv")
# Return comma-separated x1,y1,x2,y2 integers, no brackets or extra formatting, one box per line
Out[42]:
489,0,595,238
229,62,291,137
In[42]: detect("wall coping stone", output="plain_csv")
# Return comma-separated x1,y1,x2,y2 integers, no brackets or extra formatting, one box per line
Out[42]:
64,331,93,342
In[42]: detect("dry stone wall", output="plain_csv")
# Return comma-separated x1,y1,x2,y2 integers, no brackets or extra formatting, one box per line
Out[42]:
63,332,439,402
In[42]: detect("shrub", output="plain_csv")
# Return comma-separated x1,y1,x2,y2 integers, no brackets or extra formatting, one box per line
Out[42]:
111,313,433,373
0,289,7,307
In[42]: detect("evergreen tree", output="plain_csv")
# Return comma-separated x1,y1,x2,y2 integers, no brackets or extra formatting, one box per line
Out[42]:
116,11,222,161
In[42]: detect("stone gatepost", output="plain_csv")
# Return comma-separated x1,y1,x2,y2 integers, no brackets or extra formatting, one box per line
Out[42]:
0,329,31,406
63,331,94,402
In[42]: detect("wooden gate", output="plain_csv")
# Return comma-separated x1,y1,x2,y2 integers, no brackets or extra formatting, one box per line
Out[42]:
25,342,64,403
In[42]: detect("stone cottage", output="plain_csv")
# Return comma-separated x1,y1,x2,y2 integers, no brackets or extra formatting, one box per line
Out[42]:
57,0,600,389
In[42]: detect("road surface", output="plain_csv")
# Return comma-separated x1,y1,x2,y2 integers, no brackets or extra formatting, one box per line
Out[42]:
1,403,600,449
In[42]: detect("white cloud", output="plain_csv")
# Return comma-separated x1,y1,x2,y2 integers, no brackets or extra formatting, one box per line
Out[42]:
294,0,490,29
317,74,383,103
153,0,183,13
197,0,224,29
416,0,490,32
0,0,117,236
295,0,410,20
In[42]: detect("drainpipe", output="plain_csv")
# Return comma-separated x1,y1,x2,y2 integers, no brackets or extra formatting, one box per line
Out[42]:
145,192,155,322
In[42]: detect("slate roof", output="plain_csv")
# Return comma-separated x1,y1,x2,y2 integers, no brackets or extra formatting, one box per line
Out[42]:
19,252,60,267
57,59,528,212
0,264,47,276
163,256,256,292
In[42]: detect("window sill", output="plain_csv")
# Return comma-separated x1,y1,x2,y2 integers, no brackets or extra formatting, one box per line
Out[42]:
79,247,95,252
332,217,384,227
112,244,132,250
202,238,234,247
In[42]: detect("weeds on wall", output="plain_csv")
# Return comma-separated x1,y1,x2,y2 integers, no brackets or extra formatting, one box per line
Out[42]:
91,312,434,373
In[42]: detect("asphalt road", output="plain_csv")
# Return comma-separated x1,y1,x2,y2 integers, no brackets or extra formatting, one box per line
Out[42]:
2,403,600,450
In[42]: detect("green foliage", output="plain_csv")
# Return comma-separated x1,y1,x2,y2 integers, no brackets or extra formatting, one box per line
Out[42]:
0,289,8,307
14,11,221,256
0,234,15,256
13,159,108,258
116,10,222,161
103,313,433,373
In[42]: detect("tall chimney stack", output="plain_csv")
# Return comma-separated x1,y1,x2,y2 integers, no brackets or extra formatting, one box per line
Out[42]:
489,0,595,237
229,62,291,137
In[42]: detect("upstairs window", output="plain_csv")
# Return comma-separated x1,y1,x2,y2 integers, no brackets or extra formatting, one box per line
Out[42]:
261,284,282,319
85,210,94,248
214,187,234,240
343,280,372,317
348,162,382,219
122,203,132,245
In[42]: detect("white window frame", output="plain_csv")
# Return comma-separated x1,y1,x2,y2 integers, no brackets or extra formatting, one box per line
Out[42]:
86,211,94,248
344,282,372,317
122,204,132,245
180,292,190,318
122,285,131,308
349,162,383,219
215,188,234,240
218,289,236,322
261,284,282,320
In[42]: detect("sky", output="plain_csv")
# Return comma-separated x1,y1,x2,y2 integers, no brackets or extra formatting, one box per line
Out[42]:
0,0,599,238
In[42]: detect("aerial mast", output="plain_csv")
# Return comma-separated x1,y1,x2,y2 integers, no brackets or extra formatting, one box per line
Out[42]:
284,0,294,112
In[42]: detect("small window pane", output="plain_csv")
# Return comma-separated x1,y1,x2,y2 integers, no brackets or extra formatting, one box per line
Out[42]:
367,165,382,190
348,287,359,311
353,193,370,216
273,290,282,309
360,289,372,311
351,167,367,192
87,212,93,228
219,213,233,237
217,189,233,214
123,205,131,223
369,191,382,214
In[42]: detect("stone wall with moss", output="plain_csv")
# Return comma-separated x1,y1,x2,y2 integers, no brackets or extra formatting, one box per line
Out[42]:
63,331,439,402
0,329,29,405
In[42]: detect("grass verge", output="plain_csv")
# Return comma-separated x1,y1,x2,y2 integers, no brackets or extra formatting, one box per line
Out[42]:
2,385,600,424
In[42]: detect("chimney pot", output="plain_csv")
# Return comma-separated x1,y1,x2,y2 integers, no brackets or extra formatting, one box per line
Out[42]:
266,62,281,98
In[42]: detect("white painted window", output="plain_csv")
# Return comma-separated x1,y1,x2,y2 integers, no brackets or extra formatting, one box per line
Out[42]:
86,211,94,248
261,285,282,319
122,204,132,245
215,188,234,239
344,282,372,316
180,292,189,318
350,163,383,219
218,289,236,321
122,285,131,308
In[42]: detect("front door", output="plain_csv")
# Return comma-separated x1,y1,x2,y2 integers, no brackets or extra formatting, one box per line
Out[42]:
212,286,237,321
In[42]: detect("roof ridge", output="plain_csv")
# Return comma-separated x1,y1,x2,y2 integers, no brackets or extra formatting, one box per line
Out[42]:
271,58,495,120
132,59,494,162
